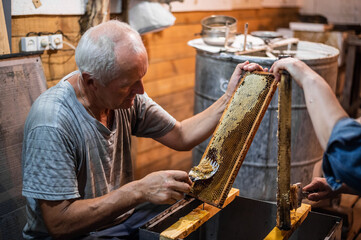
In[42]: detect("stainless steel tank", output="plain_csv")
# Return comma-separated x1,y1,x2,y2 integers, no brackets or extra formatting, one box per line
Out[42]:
193,41,339,201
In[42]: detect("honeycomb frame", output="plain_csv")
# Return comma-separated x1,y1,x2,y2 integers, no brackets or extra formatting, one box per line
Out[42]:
189,71,278,207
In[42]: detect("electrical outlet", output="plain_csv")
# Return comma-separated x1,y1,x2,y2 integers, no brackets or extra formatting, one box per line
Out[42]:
20,34,64,52
49,34,63,50
20,36,37,52
37,36,50,51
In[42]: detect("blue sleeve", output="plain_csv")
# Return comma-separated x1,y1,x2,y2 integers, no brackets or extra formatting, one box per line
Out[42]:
322,118,361,194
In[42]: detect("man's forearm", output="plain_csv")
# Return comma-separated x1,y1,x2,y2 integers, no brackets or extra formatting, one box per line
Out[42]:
181,94,230,146
160,93,230,151
41,180,144,239
269,58,348,149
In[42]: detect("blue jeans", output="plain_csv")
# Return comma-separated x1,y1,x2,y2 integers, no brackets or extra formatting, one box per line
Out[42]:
80,203,169,240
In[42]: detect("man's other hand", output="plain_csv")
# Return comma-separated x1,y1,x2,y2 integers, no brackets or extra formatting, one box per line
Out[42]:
138,170,192,204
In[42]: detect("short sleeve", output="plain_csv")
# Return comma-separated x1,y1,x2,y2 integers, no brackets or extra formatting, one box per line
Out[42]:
322,118,361,194
22,126,80,200
132,93,176,138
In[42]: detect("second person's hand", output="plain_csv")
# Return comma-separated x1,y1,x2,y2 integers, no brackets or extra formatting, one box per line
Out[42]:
302,177,338,201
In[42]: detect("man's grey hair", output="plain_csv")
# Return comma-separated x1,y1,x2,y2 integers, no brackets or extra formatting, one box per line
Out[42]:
75,20,145,86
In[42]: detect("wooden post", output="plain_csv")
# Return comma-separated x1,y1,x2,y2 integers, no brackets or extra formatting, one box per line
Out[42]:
277,72,292,230
0,0,10,54
101,0,110,23
121,0,129,23
79,0,110,35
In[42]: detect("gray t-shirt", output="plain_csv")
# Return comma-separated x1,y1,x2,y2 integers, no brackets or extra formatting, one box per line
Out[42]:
22,71,176,239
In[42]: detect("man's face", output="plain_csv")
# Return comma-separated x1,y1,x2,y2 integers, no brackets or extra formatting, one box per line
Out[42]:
94,50,148,110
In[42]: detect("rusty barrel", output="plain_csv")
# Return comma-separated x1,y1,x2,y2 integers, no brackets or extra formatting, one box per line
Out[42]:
193,41,339,201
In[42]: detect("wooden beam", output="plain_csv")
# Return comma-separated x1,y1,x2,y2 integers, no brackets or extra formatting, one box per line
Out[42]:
121,0,129,23
101,0,110,23
0,0,10,54
160,188,239,240
264,203,311,240
277,72,292,230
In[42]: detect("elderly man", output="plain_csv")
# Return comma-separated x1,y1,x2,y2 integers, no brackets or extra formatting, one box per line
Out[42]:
268,58,361,201
22,20,257,239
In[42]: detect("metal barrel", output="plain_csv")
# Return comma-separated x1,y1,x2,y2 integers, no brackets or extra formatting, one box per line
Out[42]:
193,41,339,201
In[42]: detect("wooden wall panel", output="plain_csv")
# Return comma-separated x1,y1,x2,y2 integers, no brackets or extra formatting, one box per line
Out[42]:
144,73,194,98
12,16,81,36
12,16,79,87
11,8,299,179
142,24,201,46
143,57,195,82
146,41,196,63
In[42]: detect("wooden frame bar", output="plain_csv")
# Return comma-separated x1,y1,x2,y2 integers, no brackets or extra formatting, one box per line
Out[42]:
277,72,292,230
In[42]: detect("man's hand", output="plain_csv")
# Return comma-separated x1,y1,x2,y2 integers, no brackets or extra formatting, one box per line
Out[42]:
138,170,192,204
302,177,339,201
225,61,267,99
269,57,318,88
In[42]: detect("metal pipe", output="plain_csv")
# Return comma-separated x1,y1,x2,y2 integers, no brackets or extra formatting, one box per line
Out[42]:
243,22,248,51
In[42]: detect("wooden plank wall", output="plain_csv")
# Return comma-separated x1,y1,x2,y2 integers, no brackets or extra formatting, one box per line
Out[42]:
11,8,299,180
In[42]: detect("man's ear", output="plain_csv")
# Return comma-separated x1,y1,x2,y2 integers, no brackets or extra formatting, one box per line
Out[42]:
81,73,96,90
